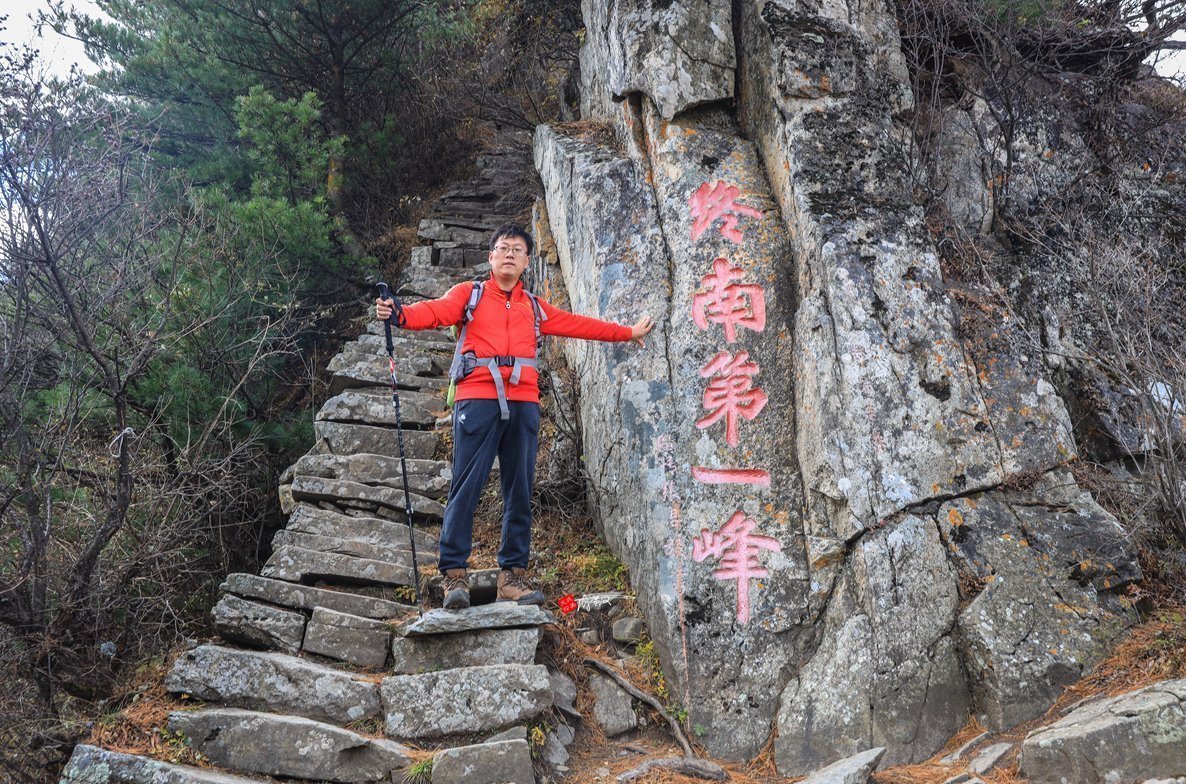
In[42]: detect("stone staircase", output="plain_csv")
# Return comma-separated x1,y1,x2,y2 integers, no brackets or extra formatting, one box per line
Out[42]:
60,129,570,784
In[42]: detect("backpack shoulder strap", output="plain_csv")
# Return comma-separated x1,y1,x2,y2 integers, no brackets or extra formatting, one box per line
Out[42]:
449,281,484,380
523,290,546,349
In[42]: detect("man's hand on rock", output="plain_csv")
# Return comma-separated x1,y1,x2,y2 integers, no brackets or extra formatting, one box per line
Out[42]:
630,315,655,347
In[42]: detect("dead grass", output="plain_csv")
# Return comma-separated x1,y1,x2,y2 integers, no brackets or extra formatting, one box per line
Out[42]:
1055,606,1186,702
82,654,205,767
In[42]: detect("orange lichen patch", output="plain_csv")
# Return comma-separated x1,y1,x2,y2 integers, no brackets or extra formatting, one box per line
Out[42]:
948,508,964,527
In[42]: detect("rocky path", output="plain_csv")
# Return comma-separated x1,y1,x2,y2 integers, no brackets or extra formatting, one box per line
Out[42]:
59,130,571,784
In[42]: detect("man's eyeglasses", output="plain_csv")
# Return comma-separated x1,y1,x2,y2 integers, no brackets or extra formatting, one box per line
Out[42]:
492,245,528,257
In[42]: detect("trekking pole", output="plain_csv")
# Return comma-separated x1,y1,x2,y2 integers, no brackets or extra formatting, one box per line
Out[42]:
377,281,422,615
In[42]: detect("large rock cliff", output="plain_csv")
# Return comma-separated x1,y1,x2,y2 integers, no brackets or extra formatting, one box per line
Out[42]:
532,0,1172,774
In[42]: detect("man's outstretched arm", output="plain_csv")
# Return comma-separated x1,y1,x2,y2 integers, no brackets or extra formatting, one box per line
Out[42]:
376,282,470,330
539,300,654,346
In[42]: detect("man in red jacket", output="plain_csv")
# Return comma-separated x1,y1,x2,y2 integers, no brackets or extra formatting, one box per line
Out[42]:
377,224,653,609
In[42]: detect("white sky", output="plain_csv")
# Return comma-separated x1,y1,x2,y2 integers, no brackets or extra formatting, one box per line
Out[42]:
0,0,1181,85
1,0,105,78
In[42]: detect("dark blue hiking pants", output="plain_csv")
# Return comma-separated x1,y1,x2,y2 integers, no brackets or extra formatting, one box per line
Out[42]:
438,398,540,574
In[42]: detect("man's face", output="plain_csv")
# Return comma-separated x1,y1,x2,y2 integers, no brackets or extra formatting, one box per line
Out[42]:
489,235,530,282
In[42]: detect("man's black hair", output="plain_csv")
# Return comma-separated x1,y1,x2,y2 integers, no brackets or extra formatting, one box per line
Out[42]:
490,223,533,256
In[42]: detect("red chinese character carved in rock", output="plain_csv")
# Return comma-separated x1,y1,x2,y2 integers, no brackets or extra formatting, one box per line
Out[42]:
689,181,763,244
691,466,771,487
692,511,781,624
691,258,766,343
696,351,768,447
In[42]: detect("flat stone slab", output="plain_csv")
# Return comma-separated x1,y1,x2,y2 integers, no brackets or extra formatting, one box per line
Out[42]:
210,594,305,654
969,743,1013,775
289,476,444,522
59,745,276,783
381,664,552,738
352,331,455,355
327,361,448,396
167,708,409,783
314,421,439,460
417,218,489,245
390,627,541,674
262,545,416,588
287,504,439,554
219,572,413,620
799,747,886,784
331,347,439,376
316,388,441,430
165,644,380,724
430,739,534,784
400,603,554,636
363,321,456,347
303,607,392,668
293,453,451,497
1020,678,1186,784
271,529,434,567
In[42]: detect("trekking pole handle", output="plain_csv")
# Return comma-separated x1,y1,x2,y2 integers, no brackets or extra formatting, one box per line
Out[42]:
377,281,395,354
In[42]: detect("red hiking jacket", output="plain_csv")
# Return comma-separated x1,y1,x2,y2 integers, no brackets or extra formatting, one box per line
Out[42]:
400,274,632,403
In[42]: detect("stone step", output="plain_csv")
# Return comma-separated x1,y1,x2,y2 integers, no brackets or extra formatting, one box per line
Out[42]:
424,213,501,231
211,594,305,654
417,219,489,245
397,264,487,299
327,353,447,396
289,476,444,522
390,627,540,675
317,388,441,431
440,184,500,200
167,708,409,784
331,347,440,377
220,572,414,621
400,604,553,637
303,607,393,668
360,322,456,347
314,421,440,460
292,453,451,498
271,530,435,568
262,545,418,589
287,504,439,554
165,644,381,725
351,332,455,355
60,745,278,783
437,247,489,268
430,205,514,223
380,664,552,739
431,739,534,784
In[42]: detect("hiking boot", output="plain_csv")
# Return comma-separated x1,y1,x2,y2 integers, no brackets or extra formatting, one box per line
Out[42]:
442,568,470,610
496,567,545,606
